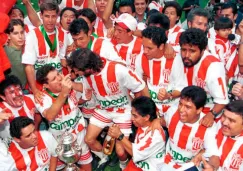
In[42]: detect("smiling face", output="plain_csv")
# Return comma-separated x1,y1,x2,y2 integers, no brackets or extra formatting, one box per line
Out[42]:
134,0,147,16
178,98,202,124
221,109,243,137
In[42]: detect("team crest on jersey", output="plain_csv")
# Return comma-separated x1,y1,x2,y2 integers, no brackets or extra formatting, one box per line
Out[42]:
192,137,203,151
107,82,120,94
163,69,171,83
195,77,206,89
38,148,49,163
229,153,243,169
130,54,137,71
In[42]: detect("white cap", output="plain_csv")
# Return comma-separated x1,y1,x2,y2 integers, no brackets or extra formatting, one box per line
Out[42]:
115,13,137,31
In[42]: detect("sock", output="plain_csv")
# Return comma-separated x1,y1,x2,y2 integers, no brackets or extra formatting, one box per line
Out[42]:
119,159,129,170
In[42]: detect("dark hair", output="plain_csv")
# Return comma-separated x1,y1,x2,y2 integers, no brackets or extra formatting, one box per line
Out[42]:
36,65,56,84
5,19,24,34
214,16,233,30
60,7,77,20
69,18,89,35
221,2,238,16
40,2,59,14
225,100,243,118
10,116,34,139
77,8,97,23
8,6,24,18
0,75,22,96
118,0,136,13
142,26,168,47
148,13,170,30
179,28,208,51
67,48,103,73
187,8,209,22
147,9,159,18
162,1,182,24
180,86,207,109
131,96,157,121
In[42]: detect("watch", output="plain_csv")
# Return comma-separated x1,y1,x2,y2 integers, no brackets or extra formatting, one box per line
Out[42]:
117,133,124,141
210,110,220,118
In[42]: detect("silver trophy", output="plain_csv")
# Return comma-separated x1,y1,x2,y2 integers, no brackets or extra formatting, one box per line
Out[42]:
56,131,82,171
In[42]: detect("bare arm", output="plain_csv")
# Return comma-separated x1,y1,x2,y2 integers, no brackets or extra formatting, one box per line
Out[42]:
23,0,42,27
102,0,114,29
88,0,96,13
49,156,58,171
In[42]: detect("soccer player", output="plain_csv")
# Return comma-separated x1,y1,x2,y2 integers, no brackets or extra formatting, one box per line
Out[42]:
67,48,148,170
108,96,166,171
1,116,58,170
0,75,37,145
35,65,92,170
160,86,220,170
179,28,229,127
22,2,68,103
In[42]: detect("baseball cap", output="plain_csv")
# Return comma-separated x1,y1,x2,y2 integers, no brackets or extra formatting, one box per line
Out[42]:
115,13,137,31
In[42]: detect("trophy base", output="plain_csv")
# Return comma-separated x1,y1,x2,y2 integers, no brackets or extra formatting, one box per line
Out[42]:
64,163,80,171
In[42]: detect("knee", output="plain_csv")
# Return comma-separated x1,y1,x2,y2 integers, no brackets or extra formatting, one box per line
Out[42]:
84,135,95,146
115,143,126,158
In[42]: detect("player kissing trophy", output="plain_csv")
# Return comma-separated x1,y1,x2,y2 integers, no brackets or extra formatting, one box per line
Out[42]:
56,131,82,171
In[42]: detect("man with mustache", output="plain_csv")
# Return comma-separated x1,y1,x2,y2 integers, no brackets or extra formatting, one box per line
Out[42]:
0,116,58,170
179,28,229,127
0,75,37,145
202,100,243,171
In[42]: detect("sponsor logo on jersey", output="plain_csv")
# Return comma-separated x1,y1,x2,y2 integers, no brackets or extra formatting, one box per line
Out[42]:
171,148,191,163
34,62,62,70
149,89,174,103
137,161,150,170
192,137,204,151
38,148,49,163
50,114,82,130
229,153,243,169
195,77,206,89
98,96,128,108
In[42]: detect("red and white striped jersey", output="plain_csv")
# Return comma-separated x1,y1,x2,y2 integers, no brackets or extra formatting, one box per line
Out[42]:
35,90,86,141
59,0,88,11
90,37,125,64
82,59,145,110
0,95,36,143
216,122,243,171
22,26,68,73
136,54,187,114
183,50,229,110
214,35,237,66
1,131,57,171
167,25,184,53
132,126,166,171
163,105,219,169
112,36,143,71
94,17,108,38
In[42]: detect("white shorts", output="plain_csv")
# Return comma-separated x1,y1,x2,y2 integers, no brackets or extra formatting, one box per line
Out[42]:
90,108,132,136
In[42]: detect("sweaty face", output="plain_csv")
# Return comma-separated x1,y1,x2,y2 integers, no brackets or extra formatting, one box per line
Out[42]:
134,0,147,16
72,31,91,49
2,85,24,108
164,6,179,28
113,24,130,44
180,44,203,67
18,124,38,148
216,28,232,39
142,37,163,60
95,0,108,12
60,10,76,31
9,9,24,22
8,25,25,49
188,16,208,33
178,98,201,124
41,10,58,32
221,109,243,137
44,70,62,93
